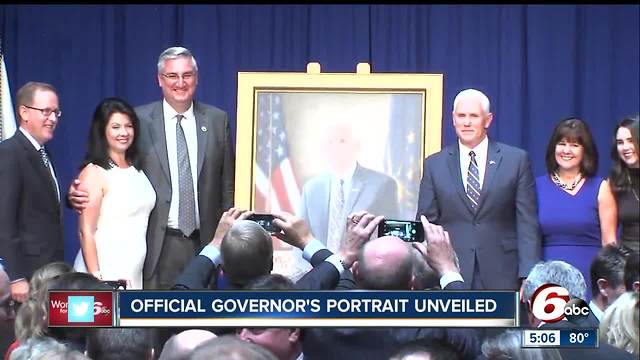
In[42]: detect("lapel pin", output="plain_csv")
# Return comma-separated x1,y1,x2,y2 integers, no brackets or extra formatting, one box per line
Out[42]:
489,160,496,165
201,126,207,132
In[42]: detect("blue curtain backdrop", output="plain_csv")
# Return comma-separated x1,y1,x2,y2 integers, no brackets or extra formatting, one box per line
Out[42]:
1,4,638,262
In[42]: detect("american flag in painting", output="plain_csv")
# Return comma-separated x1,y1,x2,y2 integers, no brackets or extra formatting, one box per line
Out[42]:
254,93,300,214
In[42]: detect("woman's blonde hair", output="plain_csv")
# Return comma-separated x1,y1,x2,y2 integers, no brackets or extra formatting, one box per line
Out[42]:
600,291,640,355
14,262,73,341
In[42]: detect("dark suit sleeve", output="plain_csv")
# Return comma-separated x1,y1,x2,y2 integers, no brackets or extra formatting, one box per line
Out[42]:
295,262,341,290
444,328,482,360
295,248,341,290
173,255,218,290
415,157,440,222
220,113,235,210
443,281,466,290
0,146,25,280
309,249,333,267
514,152,542,278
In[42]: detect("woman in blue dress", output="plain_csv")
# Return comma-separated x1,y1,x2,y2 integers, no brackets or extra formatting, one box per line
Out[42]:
536,118,617,302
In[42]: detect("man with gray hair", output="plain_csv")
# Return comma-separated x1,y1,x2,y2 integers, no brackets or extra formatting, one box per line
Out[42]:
522,260,589,327
416,88,540,291
522,260,635,360
69,46,234,289
174,207,375,291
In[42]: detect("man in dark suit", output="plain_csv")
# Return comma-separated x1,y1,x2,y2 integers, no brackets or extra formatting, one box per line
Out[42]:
70,47,234,289
0,82,65,302
416,88,541,291
588,245,628,322
301,215,480,360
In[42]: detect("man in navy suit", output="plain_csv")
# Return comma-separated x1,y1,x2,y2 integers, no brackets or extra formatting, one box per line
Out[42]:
416,88,541,290
0,82,65,303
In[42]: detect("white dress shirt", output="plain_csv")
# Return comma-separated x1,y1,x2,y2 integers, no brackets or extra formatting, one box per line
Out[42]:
458,136,489,191
163,100,200,230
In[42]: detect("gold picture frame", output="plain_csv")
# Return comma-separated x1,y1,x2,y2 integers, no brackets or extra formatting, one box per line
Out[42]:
235,63,443,277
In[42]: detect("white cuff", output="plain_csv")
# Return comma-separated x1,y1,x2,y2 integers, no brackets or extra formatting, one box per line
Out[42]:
440,271,464,289
324,254,346,274
302,238,325,262
200,245,222,266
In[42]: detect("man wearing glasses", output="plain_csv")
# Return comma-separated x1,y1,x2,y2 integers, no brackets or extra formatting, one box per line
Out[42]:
0,82,65,303
70,47,234,290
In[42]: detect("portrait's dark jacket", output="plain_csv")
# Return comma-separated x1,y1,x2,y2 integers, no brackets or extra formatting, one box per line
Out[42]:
0,130,64,281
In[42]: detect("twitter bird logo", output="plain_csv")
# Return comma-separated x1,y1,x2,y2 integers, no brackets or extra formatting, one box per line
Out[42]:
68,296,95,322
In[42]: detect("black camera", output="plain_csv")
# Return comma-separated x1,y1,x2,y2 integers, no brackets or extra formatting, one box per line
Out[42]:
247,213,281,234
378,219,424,242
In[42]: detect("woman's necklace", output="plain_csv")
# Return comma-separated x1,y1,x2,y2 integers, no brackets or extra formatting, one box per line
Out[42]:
552,172,583,191
626,170,639,202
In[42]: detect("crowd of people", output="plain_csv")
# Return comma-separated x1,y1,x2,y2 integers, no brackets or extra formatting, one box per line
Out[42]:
0,44,638,359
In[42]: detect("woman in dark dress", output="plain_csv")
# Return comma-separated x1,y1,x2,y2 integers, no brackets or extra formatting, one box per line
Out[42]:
608,116,640,254
536,118,618,302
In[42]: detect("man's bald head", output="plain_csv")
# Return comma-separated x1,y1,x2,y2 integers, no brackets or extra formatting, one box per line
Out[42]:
159,329,217,360
354,236,414,290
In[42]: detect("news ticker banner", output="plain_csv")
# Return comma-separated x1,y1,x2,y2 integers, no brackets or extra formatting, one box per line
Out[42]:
522,329,599,348
49,290,518,328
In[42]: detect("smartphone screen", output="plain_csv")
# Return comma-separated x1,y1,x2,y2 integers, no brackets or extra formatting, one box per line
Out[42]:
248,214,280,233
378,219,424,242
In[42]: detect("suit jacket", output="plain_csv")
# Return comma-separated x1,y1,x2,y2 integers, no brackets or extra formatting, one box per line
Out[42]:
416,141,541,290
298,249,479,360
0,131,64,281
303,327,480,360
299,163,400,245
136,101,235,280
173,248,340,291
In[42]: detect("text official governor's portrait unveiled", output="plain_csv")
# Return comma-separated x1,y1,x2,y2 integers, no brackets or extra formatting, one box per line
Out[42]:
235,67,443,277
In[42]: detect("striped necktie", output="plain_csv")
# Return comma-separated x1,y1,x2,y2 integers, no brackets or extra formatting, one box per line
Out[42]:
466,151,481,210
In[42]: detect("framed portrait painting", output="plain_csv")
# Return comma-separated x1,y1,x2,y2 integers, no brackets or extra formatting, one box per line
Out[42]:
235,64,443,278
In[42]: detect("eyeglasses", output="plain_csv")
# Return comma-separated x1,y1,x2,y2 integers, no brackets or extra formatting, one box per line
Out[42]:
161,72,195,82
24,105,62,118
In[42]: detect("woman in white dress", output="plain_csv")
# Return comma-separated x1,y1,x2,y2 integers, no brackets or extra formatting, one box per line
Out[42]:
73,98,155,289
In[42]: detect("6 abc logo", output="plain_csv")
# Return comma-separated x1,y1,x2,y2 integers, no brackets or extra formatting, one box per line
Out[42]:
531,284,590,323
